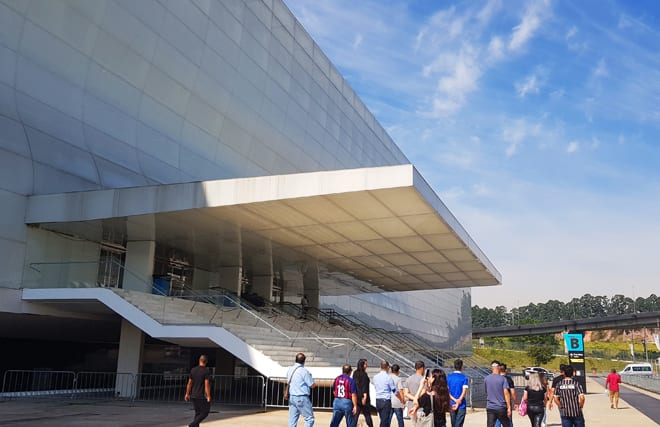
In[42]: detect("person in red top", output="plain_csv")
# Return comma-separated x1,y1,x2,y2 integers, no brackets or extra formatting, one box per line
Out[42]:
605,368,622,409
330,364,358,427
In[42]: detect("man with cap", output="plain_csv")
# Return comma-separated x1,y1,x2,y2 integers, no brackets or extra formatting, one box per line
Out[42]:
484,360,511,427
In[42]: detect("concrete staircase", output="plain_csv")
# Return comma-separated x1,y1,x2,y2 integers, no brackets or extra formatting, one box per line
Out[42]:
112,289,391,377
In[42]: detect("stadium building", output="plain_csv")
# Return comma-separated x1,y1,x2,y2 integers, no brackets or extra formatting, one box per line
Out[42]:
0,0,500,399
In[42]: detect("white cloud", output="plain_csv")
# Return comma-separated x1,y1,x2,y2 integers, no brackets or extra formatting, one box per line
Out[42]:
509,0,551,52
487,36,505,62
550,89,565,100
516,74,540,97
353,33,363,50
477,0,502,25
593,58,608,77
566,141,579,153
502,119,541,157
429,48,482,116
566,25,578,39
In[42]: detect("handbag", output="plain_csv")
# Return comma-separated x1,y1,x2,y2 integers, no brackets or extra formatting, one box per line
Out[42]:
518,399,527,416
415,394,435,427
283,366,301,401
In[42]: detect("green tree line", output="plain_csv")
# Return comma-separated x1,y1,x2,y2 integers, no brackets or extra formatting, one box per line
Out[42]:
472,293,660,328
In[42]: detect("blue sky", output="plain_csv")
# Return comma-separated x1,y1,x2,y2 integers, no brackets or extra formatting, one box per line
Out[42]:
284,0,660,308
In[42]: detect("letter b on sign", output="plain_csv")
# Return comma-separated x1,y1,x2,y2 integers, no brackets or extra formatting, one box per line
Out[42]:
564,334,584,352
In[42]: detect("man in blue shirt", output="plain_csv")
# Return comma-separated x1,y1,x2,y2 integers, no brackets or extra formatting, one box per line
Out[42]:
372,360,397,427
484,360,511,427
330,364,358,427
447,359,469,427
286,353,317,427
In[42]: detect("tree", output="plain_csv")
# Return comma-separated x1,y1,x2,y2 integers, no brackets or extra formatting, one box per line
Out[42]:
527,345,555,366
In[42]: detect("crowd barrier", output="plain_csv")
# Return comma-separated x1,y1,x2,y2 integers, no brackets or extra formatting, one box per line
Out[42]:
2,370,489,409
1,370,265,408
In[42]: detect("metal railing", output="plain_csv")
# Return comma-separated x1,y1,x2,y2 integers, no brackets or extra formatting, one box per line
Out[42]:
1,370,133,399
25,260,489,383
621,374,660,393
2,370,265,407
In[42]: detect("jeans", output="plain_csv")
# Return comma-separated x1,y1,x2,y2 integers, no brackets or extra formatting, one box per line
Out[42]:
289,395,315,427
189,398,210,427
389,407,404,427
487,409,510,427
494,415,513,427
330,398,354,427
450,407,466,427
375,399,392,427
560,415,585,427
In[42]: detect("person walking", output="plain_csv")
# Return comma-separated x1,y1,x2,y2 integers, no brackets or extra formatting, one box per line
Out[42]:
353,358,374,427
389,364,406,427
287,353,316,427
404,360,425,422
547,364,566,413
409,369,452,427
605,368,621,409
495,364,516,427
484,360,511,427
520,372,547,427
330,364,358,427
552,365,585,427
447,359,469,427
184,355,211,427
373,360,397,427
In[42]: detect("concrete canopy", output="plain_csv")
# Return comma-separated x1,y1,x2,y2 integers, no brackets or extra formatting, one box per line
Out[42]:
26,165,501,291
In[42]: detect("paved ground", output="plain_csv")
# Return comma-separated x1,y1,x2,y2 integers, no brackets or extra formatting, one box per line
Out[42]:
0,377,657,426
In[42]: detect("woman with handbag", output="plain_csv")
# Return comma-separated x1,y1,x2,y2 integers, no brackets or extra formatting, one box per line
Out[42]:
408,369,451,427
520,372,547,427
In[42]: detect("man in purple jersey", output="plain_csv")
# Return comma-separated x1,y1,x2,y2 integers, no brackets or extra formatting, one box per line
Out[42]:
330,364,358,427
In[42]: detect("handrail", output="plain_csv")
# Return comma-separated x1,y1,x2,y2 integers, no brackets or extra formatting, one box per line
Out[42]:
26,260,421,372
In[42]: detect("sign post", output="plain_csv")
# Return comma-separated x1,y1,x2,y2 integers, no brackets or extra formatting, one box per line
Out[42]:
564,333,587,393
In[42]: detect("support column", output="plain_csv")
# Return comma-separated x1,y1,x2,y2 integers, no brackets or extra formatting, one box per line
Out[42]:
123,240,155,293
218,226,242,296
116,319,144,398
302,261,320,311
251,240,273,302
192,268,210,291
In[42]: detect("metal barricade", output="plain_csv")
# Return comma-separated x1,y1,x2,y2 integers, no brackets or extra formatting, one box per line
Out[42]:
467,375,486,408
136,373,188,402
1,370,76,399
266,377,334,409
75,372,135,399
210,375,265,408
135,373,266,407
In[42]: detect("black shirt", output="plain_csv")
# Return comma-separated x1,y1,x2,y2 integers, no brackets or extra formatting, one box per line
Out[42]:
189,365,210,399
352,370,370,406
525,387,546,406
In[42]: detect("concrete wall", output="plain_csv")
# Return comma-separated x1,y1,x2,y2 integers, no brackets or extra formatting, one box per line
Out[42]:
21,227,100,289
0,0,409,290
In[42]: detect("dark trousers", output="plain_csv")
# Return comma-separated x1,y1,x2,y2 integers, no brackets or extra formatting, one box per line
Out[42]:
189,398,210,427
355,403,373,427
527,404,544,427
486,408,510,427
376,399,392,427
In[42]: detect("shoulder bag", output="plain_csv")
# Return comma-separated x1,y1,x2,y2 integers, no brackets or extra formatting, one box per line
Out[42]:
415,393,435,427
518,399,527,416
283,366,301,401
